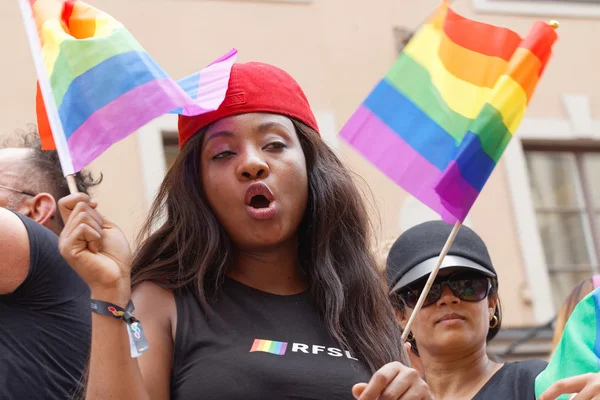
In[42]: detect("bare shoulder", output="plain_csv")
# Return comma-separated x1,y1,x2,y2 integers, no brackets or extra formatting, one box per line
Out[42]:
0,208,30,294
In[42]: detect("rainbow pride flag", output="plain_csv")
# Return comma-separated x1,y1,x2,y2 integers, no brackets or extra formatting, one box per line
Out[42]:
30,0,236,173
339,1,558,223
250,339,288,356
535,288,600,399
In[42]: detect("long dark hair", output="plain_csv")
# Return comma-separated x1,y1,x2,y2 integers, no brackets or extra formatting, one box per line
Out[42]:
131,119,407,372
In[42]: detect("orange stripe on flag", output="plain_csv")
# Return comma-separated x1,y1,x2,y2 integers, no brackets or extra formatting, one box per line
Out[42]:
506,48,541,102
438,32,508,88
67,1,102,39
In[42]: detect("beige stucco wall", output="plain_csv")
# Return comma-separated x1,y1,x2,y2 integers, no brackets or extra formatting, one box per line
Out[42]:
1,0,598,327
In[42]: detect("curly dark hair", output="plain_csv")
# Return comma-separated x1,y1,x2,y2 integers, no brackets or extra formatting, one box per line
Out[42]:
1,125,102,226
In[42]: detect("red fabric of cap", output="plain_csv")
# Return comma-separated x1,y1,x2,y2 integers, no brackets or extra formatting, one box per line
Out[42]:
178,62,319,148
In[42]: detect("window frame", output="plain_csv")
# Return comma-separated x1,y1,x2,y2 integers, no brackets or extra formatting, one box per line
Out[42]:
523,144,600,276
473,0,600,18
503,94,600,322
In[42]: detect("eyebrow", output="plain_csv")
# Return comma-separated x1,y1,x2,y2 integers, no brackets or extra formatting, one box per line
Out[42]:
205,130,234,144
256,122,290,135
205,122,291,144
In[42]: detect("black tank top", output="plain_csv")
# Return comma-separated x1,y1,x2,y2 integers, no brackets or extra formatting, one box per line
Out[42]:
171,277,372,399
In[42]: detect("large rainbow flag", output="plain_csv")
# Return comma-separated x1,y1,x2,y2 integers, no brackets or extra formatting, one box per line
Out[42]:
339,1,558,223
29,0,236,173
535,288,600,399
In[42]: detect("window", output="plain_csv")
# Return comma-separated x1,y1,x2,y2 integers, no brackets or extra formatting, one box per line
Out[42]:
474,0,600,17
524,144,600,310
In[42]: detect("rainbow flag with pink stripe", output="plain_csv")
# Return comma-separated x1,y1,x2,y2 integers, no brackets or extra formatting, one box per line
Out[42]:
339,1,558,223
31,0,236,173
250,339,288,356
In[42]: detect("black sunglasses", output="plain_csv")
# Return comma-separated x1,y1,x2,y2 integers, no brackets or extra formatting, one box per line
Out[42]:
399,272,492,309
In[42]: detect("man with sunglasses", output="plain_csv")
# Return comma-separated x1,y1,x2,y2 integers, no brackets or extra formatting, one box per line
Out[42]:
0,132,100,399
386,221,548,399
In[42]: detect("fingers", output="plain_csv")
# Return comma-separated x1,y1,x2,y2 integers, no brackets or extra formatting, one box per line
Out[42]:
356,362,402,400
58,193,98,224
352,383,367,398
379,367,428,400
570,374,600,400
539,374,597,400
59,195,104,257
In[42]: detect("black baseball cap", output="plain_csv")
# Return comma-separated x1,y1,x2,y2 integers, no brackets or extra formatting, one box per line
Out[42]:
386,221,497,294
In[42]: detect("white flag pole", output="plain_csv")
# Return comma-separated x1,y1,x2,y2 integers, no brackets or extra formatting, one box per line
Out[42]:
17,0,78,193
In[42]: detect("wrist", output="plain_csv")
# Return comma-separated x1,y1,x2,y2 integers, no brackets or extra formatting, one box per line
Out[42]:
90,285,131,309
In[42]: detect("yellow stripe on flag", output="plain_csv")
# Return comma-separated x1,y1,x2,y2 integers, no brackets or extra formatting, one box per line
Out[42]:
41,20,68,77
404,23,492,120
488,75,527,134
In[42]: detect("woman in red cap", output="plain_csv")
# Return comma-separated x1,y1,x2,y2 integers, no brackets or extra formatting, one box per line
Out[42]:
57,62,432,400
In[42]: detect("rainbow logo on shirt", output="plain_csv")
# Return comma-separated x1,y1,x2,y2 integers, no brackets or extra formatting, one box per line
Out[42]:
250,339,288,356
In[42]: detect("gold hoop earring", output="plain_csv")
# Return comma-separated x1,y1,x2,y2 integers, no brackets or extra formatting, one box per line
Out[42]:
406,331,415,343
489,315,499,329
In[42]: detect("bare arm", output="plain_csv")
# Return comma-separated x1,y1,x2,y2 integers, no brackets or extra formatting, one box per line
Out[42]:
0,208,30,294
57,194,175,400
85,283,175,400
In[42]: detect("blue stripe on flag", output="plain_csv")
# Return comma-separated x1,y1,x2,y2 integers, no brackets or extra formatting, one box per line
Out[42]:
59,51,168,139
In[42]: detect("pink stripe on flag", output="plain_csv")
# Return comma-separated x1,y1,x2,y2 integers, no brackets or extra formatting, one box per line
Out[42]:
68,78,189,171
181,50,237,115
340,106,459,223
250,339,261,352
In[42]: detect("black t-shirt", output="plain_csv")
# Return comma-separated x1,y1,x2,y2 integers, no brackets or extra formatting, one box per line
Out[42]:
472,360,548,399
0,213,91,399
171,277,372,399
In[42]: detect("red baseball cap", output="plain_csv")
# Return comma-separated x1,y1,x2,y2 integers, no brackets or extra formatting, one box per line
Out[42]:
178,62,319,148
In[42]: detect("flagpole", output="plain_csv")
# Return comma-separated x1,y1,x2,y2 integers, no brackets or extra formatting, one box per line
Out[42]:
17,0,79,194
402,221,462,341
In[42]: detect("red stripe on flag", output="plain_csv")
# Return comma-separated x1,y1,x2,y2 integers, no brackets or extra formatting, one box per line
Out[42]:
36,83,57,150
518,21,559,76
443,7,522,62
62,0,77,29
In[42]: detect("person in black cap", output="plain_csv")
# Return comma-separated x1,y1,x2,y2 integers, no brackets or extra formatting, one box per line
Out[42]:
386,221,547,400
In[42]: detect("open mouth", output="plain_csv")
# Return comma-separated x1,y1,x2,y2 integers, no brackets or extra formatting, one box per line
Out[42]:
249,194,271,209
244,182,276,220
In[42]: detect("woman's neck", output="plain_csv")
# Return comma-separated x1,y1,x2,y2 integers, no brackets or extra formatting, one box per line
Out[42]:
228,238,307,295
421,344,502,400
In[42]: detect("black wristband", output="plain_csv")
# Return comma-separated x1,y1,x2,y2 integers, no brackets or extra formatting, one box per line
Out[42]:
91,299,137,323
90,299,149,357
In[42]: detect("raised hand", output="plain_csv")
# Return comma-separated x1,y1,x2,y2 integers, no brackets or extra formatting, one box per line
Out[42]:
353,361,433,400
58,193,133,305
538,373,600,400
